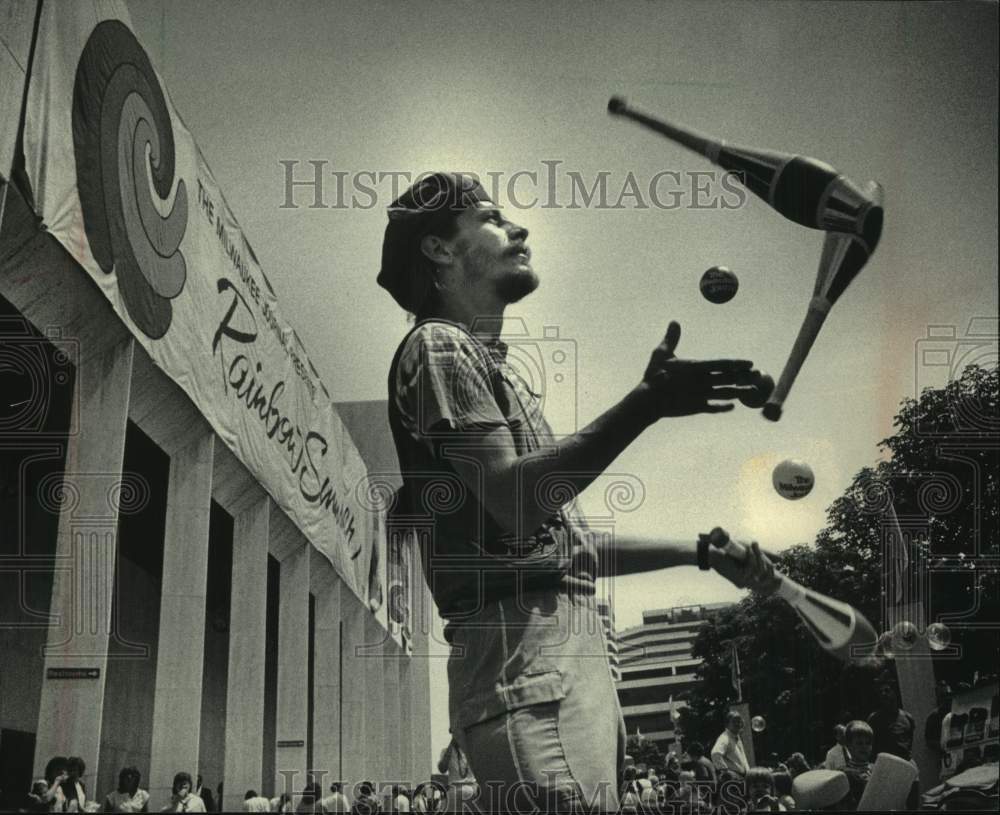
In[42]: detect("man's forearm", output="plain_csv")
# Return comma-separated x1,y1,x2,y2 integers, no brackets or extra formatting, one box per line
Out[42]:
594,534,699,578
487,382,659,535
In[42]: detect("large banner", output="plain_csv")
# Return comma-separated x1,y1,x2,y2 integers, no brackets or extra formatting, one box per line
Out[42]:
20,0,382,607
0,0,36,178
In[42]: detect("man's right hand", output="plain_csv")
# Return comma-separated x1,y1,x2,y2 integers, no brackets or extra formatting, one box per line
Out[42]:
642,321,758,417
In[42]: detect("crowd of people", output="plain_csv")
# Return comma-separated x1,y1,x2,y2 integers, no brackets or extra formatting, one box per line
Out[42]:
16,756,457,813
15,666,991,814
19,759,223,813
616,675,932,813
9,677,992,812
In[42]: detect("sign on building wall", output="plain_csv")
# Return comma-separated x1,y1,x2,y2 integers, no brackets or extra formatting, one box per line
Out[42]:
20,1,382,610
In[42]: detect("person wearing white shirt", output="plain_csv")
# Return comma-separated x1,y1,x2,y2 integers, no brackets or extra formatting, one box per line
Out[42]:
161,773,206,812
711,711,750,778
243,791,271,812
318,783,350,813
824,724,850,771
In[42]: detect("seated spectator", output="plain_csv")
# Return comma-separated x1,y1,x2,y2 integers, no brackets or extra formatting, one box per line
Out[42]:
664,770,711,814
162,773,205,813
193,776,215,813
319,782,350,814
25,779,49,813
619,767,640,814
422,781,446,814
772,770,792,800
271,792,294,813
687,742,717,794
867,675,916,761
243,790,271,812
103,766,149,812
663,754,681,784
62,756,89,811
842,719,875,805
349,782,380,815
40,757,70,811
745,766,783,812
823,724,849,771
388,785,410,813
298,776,322,813
409,784,429,814
784,753,811,778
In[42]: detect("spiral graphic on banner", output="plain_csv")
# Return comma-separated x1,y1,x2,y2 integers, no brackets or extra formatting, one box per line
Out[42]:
72,20,188,339
388,584,407,625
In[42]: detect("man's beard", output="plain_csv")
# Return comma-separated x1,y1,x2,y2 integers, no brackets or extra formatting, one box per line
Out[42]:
464,244,539,303
496,266,539,303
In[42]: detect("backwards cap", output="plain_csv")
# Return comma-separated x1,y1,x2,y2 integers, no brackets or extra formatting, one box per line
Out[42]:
377,172,492,312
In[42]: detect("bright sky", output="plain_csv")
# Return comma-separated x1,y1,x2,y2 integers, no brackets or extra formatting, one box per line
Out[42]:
126,0,997,767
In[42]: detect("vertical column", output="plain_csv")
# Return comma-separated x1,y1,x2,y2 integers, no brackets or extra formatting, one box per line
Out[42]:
410,538,434,783
339,587,368,792
147,432,215,805
364,613,387,791
383,642,401,788
33,338,134,782
223,498,269,807
396,653,412,787
731,702,757,767
275,542,310,796
310,553,341,790
894,604,938,790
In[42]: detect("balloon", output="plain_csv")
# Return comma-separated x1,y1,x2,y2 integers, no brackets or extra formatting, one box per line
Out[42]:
751,716,767,733
926,622,952,651
772,459,815,500
699,266,739,304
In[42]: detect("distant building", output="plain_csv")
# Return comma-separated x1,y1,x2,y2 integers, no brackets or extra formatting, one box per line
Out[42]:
596,600,621,681
615,603,732,754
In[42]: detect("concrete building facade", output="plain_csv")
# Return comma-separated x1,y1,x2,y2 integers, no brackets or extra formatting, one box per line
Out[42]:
0,176,433,811
596,601,621,682
615,603,731,754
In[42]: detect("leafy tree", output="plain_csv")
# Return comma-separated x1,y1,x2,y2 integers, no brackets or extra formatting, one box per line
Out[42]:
626,734,663,771
680,365,999,763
